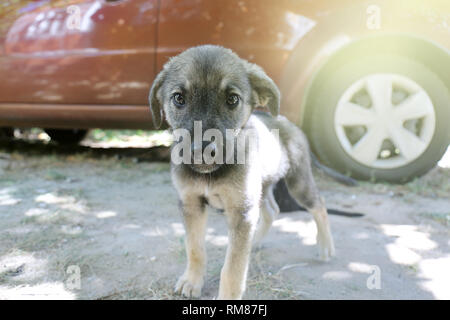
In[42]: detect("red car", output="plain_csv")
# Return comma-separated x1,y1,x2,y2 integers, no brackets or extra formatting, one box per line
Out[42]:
0,0,449,182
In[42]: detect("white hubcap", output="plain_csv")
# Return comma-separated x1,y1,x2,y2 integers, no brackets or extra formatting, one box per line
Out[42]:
335,74,436,169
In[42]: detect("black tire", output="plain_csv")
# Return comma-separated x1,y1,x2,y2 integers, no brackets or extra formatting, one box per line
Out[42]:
309,54,450,183
0,127,14,140
45,129,88,145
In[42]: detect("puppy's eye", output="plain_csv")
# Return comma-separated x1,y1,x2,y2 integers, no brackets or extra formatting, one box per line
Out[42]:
226,94,240,108
172,93,185,108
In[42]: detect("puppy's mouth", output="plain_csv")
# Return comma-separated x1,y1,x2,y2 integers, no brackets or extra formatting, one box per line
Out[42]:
189,163,222,174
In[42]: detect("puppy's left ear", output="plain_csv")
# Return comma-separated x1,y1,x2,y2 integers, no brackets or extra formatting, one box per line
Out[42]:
245,62,280,116
148,70,166,129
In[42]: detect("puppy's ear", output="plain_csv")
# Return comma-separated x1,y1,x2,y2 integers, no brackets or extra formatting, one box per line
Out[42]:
245,62,280,116
148,70,166,129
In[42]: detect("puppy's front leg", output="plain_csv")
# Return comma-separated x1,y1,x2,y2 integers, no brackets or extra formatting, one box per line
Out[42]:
218,205,259,300
175,196,208,298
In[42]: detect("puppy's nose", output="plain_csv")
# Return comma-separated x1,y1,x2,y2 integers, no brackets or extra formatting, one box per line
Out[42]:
192,141,217,164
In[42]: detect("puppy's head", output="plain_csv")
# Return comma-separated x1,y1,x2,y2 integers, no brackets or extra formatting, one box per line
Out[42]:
149,45,280,173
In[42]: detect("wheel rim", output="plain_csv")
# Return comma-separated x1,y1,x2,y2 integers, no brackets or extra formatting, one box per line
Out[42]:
334,73,436,169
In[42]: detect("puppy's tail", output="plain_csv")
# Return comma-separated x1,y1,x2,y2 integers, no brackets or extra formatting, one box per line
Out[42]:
273,179,364,218
310,152,358,187
323,208,364,218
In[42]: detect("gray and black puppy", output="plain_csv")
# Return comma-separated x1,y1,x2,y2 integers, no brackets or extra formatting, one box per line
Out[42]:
149,45,335,300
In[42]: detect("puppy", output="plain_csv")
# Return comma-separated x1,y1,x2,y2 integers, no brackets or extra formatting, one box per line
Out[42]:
149,45,335,299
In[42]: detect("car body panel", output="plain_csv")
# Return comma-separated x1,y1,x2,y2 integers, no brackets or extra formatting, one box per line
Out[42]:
0,0,157,106
0,0,449,129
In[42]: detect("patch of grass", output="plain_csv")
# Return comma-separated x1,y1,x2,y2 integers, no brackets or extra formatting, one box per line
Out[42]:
246,250,303,299
403,168,450,198
420,212,450,226
58,187,86,199
408,264,418,273
0,176,15,185
169,237,186,263
247,268,300,299
145,162,170,173
89,129,171,145
44,170,67,181
12,225,70,251
147,277,179,300
349,167,450,199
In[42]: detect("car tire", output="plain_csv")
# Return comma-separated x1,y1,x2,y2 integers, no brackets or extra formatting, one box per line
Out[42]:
0,127,14,140
45,129,88,145
309,54,450,183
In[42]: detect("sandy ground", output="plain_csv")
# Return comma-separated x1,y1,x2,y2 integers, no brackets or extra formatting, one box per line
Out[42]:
0,143,449,300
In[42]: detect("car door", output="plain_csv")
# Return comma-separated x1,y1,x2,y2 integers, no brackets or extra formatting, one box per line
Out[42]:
0,0,158,106
156,0,300,84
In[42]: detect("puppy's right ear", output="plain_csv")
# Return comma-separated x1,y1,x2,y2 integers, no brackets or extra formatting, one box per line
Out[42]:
148,70,166,129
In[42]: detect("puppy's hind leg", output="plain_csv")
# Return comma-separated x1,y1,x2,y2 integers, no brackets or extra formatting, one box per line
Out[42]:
253,185,280,244
175,196,208,298
285,166,335,261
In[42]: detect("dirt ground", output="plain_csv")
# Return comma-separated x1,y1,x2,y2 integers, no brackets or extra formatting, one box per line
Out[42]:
0,140,449,300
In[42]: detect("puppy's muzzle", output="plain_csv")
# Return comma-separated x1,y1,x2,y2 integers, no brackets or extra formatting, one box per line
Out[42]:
190,141,222,174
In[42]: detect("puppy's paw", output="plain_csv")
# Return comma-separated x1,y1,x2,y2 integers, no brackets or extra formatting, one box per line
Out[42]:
174,273,204,298
317,232,335,262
